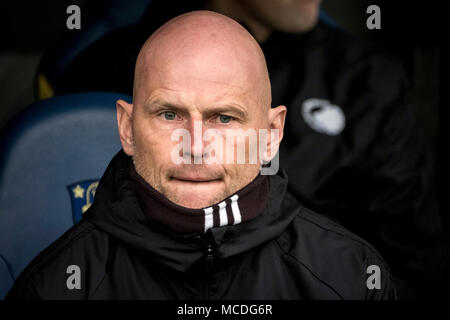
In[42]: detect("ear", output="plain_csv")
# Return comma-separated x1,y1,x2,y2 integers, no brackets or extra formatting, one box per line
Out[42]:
116,99,135,156
265,105,286,161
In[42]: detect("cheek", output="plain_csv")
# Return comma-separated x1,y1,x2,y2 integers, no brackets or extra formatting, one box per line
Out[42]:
222,163,260,185
133,123,175,167
223,132,264,164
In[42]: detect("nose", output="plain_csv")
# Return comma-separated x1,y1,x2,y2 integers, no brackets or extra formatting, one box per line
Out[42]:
186,118,206,164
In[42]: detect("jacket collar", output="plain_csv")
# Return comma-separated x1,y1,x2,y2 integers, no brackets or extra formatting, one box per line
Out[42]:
129,161,269,234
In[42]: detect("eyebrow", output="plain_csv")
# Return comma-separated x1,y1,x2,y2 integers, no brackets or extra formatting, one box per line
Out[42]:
144,99,188,116
144,98,249,120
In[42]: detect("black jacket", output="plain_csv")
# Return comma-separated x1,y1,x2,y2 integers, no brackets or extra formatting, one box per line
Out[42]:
42,0,447,298
6,151,396,300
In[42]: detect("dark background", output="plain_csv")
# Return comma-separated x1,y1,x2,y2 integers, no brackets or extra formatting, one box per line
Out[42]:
0,0,447,236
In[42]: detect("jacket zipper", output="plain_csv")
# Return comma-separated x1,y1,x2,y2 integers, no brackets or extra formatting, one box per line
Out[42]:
205,244,214,272
193,233,215,299
194,233,215,272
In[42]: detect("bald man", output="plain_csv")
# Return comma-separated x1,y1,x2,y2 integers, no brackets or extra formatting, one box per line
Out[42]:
6,11,395,300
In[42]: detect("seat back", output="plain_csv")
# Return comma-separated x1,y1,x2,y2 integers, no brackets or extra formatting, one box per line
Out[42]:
0,92,131,298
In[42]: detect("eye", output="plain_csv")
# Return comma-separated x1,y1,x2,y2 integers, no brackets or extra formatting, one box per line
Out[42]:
162,111,177,120
218,115,232,123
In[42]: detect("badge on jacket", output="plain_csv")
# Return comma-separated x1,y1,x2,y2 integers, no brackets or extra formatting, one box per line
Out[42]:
301,98,346,136
67,180,99,223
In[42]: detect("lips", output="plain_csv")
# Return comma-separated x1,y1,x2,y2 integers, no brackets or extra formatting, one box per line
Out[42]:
168,166,224,183
171,175,221,183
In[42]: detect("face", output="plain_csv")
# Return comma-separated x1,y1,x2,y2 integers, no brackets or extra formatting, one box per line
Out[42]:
241,0,322,33
117,14,286,209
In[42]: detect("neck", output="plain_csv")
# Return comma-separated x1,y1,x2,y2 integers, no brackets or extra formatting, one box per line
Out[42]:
205,0,272,43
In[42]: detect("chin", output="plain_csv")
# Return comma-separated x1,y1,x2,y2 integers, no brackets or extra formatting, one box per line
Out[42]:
170,193,224,209
166,181,227,209
174,198,217,210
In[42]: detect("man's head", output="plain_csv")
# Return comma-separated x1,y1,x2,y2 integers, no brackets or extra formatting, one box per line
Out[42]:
206,0,322,42
117,11,286,209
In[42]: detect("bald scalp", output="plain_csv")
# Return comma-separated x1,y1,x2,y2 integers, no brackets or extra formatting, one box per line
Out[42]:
133,10,271,112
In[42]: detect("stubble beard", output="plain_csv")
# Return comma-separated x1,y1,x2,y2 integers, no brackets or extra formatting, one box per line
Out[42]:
132,152,253,209
129,111,266,208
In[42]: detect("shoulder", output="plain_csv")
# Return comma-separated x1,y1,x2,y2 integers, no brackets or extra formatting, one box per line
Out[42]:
5,218,110,299
276,201,396,299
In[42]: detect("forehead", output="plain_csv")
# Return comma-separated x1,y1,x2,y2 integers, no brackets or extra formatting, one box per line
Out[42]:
139,49,260,108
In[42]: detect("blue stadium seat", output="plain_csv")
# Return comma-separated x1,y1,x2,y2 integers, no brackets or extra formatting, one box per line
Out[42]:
0,92,131,299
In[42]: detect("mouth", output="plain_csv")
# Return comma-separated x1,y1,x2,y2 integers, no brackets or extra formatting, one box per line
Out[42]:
171,176,222,183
